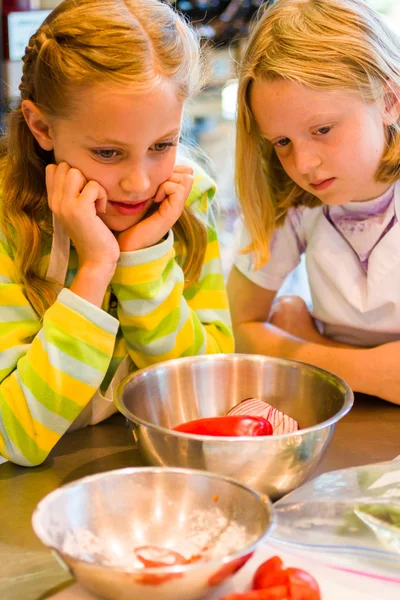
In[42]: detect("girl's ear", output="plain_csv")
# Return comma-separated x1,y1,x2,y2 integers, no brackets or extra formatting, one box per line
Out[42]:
383,85,400,127
21,100,54,151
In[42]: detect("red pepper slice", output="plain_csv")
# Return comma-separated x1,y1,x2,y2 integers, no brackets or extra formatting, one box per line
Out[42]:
253,556,288,590
219,587,289,600
173,416,273,437
286,568,321,600
249,555,321,600
134,546,188,568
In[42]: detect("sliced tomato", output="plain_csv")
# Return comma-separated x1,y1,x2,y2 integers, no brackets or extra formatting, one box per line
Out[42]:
252,555,288,590
219,587,289,600
222,554,320,600
134,545,188,568
260,586,290,599
256,556,284,573
286,567,321,600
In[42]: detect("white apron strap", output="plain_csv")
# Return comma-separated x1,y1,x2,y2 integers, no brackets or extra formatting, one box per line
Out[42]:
46,214,70,289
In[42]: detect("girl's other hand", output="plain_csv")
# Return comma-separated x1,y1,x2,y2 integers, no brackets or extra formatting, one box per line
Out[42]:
46,162,120,270
364,341,400,405
269,295,355,349
269,295,321,342
118,165,194,252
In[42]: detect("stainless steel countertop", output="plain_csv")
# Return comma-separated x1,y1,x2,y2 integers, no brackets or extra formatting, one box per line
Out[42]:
1,395,399,600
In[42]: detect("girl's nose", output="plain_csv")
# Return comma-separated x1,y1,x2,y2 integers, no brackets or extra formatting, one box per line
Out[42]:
293,144,322,175
120,165,150,196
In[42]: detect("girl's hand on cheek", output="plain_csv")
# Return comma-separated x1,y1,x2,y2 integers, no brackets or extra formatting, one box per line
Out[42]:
46,162,120,270
118,165,194,252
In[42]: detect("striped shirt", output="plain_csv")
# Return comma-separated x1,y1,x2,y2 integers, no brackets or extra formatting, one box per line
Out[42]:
0,160,233,466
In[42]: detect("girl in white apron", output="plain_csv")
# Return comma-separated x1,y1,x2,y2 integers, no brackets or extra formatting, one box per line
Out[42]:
0,0,233,466
228,0,400,405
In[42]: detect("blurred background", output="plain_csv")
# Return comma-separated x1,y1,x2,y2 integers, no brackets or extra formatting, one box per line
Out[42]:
1,0,400,286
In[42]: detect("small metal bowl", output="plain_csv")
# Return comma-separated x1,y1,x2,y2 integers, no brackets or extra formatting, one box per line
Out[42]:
32,467,274,600
115,354,353,500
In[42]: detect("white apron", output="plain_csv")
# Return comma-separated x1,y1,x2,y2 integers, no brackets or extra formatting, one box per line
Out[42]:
306,181,400,347
46,216,134,430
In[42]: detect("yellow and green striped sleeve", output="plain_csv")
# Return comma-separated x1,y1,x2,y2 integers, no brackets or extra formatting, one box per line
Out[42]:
111,160,234,368
0,234,119,465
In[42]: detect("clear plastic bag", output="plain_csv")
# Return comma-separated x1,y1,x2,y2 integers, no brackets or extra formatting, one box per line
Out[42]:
271,459,400,582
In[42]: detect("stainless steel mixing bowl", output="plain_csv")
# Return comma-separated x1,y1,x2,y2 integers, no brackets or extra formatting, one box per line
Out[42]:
115,354,353,500
32,467,273,600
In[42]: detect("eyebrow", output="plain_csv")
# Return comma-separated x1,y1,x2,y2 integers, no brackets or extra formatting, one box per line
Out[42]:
262,113,339,139
84,130,180,146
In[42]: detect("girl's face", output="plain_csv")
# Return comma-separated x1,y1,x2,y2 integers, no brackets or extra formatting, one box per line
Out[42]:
250,79,393,204
45,81,184,232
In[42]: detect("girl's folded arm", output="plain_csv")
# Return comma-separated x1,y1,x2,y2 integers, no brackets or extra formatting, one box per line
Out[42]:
0,243,118,466
228,265,400,404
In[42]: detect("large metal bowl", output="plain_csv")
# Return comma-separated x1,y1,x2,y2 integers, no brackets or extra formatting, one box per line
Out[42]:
115,354,353,500
32,467,273,600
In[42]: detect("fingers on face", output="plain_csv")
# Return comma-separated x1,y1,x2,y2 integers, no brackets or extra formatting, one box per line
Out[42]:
48,162,86,213
63,167,88,201
173,165,194,176
82,181,108,214
168,172,194,185
157,180,190,203
46,162,108,215
47,162,193,216
154,172,194,203
154,187,167,203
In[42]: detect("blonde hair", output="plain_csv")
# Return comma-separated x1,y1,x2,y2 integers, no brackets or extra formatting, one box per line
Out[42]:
0,0,207,317
236,0,400,268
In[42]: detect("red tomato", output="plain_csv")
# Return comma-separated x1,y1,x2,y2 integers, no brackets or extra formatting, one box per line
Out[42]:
219,587,289,600
249,556,321,600
253,556,288,590
286,568,321,600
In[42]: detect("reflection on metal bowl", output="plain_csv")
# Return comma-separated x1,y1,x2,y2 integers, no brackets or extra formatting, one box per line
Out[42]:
115,354,353,500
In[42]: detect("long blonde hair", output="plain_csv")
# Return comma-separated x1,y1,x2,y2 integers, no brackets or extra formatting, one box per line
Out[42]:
236,0,400,268
0,0,207,317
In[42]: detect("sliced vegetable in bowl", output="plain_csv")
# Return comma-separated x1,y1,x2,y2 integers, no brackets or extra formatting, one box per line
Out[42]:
227,398,299,435
173,416,273,437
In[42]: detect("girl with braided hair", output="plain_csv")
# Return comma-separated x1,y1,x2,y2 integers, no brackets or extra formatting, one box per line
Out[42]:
0,0,233,466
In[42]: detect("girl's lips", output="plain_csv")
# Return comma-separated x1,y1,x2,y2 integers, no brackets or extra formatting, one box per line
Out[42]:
310,177,336,191
107,199,150,216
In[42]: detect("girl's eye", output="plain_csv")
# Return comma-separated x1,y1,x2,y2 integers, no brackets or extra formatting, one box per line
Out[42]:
315,126,331,135
274,137,291,148
151,142,175,153
92,149,120,160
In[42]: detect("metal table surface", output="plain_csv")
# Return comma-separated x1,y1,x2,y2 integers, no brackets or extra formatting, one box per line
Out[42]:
1,394,399,600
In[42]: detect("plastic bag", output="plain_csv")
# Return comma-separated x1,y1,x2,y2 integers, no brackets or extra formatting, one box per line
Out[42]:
270,459,400,582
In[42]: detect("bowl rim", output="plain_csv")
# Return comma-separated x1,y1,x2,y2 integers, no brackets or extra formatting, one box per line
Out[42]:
31,466,275,574
114,353,354,441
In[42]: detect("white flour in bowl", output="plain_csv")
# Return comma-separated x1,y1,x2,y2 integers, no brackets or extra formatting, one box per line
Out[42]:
61,507,253,571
